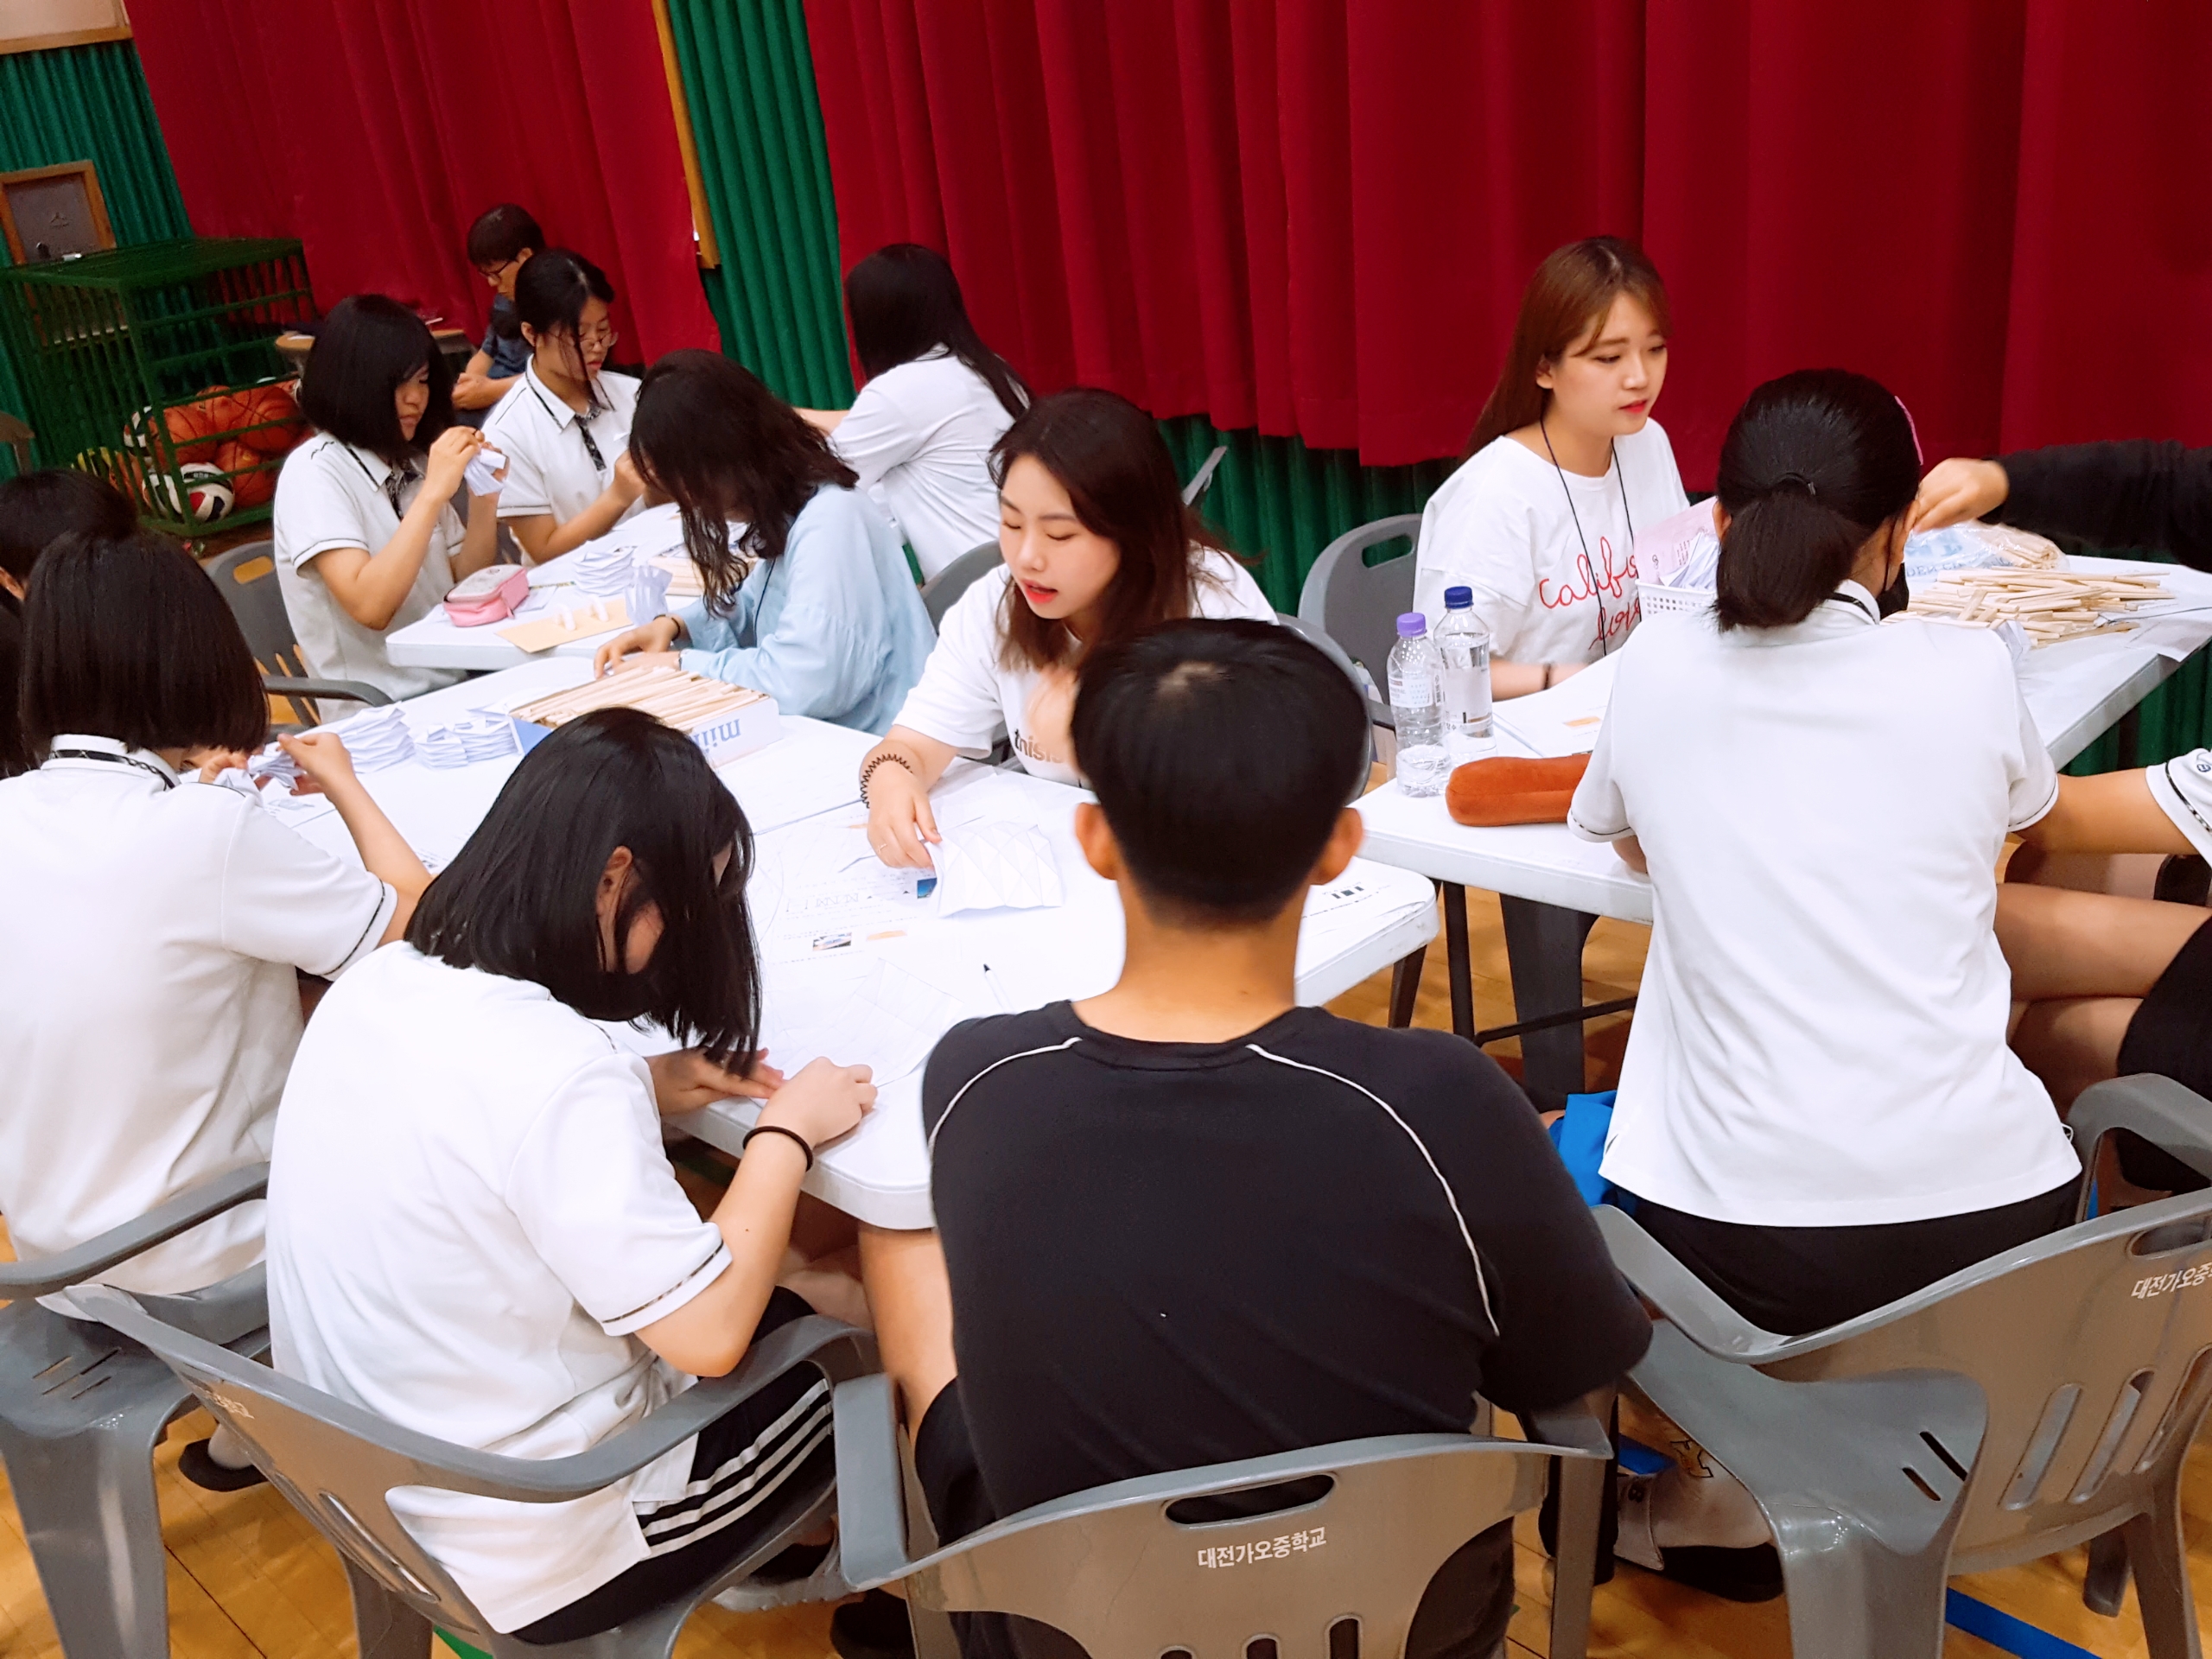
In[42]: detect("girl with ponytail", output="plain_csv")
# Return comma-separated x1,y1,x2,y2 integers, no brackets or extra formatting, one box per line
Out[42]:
1562,368,2080,1592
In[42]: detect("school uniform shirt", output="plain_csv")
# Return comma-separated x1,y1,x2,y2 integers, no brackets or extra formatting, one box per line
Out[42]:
675,483,934,735
265,944,802,1635
893,550,1277,784
0,739,392,1310
1413,423,1688,667
2145,751,2212,855
273,434,468,701
481,359,642,531
923,1001,1650,1651
830,351,1016,579
1567,588,2080,1228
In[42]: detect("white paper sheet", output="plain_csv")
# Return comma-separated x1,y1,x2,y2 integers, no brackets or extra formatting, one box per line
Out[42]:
756,825,936,958
720,740,863,834
932,822,1064,915
756,952,973,1086
1491,653,1620,757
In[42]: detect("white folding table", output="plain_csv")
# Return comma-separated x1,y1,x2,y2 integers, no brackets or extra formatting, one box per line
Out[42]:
266,659,1439,1226
1354,557,2212,1104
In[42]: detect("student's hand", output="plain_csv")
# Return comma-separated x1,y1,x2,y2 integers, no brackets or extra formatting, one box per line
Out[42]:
867,760,940,868
184,746,252,782
756,1058,876,1150
277,731,359,797
1022,665,1077,772
648,1047,785,1115
467,443,508,501
612,451,646,505
423,426,486,501
1913,458,2010,531
594,614,683,677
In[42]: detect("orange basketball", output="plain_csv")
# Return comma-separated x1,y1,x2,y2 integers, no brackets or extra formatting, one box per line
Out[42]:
163,400,223,466
237,381,305,455
214,439,276,510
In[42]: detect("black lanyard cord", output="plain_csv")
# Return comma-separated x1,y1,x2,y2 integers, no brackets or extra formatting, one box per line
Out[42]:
49,748,175,790
1540,416,1637,660
526,378,609,474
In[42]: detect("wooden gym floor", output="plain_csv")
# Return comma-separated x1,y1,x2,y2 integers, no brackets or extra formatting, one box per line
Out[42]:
3,889,2206,1657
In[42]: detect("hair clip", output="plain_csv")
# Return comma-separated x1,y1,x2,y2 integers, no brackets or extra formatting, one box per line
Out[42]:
1771,470,1817,498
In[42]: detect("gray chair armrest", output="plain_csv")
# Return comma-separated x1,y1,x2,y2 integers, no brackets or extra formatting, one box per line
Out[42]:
2069,1075,2212,1215
834,1372,916,1589
1520,1402,1612,1459
264,676,393,709
1593,1205,1793,1362
0,1163,270,1301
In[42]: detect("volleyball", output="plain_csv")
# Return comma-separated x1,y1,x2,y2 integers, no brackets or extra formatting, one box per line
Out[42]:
181,461,234,523
118,407,159,454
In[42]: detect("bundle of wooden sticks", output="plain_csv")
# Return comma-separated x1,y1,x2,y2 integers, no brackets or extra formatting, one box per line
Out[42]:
510,665,766,734
1906,568,2169,645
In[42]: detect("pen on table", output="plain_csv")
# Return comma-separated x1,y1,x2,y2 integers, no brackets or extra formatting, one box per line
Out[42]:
982,963,1013,1013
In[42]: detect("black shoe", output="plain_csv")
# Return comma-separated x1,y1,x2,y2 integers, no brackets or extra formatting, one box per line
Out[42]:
178,1438,267,1492
751,1537,833,1584
830,1588,917,1659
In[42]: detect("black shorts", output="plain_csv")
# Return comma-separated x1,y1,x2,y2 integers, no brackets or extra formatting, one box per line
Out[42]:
912,1380,1514,1659
2116,915,2212,1190
512,1287,833,1645
1628,1183,2078,1338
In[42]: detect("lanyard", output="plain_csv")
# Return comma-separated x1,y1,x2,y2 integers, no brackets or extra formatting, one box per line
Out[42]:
48,747,175,790
526,378,608,474
1540,418,1637,660
344,444,416,518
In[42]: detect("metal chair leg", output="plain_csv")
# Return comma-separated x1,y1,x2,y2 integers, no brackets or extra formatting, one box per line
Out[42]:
1387,944,1425,1027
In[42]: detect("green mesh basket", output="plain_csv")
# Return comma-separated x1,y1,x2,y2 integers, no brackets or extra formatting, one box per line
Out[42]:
0,237,315,537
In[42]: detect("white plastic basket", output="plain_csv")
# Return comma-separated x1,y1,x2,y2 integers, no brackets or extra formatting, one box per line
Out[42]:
1636,579,1714,620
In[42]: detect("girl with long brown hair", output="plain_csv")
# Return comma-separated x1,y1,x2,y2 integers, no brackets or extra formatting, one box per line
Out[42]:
1413,237,1688,696
858,387,1276,868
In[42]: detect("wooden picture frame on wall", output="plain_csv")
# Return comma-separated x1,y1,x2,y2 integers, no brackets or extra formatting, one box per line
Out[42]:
0,0,130,56
0,162,117,264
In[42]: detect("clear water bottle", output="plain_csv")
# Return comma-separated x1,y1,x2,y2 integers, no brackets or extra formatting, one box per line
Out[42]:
1435,585,1494,760
1388,613,1449,797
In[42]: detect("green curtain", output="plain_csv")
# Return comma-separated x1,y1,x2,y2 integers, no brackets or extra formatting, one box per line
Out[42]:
0,39,192,475
2060,547,2212,775
663,0,853,409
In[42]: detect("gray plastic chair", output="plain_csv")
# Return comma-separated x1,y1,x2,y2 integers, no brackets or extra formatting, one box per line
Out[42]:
835,1371,1611,1659
201,538,391,722
921,540,1004,632
0,1165,271,1659
1181,443,1229,508
1596,1073,2212,1659
1295,514,1422,730
1277,612,1376,785
73,1287,877,1659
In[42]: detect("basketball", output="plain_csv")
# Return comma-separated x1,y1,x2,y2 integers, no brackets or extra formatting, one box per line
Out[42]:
214,439,276,510
181,461,234,523
236,380,306,455
164,401,223,466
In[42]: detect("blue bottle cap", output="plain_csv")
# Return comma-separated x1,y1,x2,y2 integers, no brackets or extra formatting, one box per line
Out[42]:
1396,613,1427,639
1444,585,1473,609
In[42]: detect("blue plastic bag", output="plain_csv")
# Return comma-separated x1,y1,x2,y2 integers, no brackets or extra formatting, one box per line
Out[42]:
1546,1090,1634,1211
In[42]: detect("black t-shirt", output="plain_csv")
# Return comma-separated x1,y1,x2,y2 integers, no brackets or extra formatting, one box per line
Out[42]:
923,998,1650,1541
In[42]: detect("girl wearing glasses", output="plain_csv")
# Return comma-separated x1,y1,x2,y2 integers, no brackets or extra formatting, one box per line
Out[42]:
482,249,647,563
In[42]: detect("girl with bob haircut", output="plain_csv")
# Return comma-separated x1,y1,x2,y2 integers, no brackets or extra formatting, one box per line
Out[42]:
594,350,935,734
275,294,505,700
1414,237,1688,696
798,243,1031,578
1564,370,2078,1593
264,709,876,1642
0,529,426,1488
482,248,647,562
0,466,137,778
860,385,1276,868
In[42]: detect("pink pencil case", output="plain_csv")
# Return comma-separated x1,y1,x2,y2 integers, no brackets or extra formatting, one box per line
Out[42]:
442,564,531,626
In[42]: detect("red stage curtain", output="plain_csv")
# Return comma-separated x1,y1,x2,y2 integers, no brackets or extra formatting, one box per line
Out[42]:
129,0,716,362
804,0,1643,467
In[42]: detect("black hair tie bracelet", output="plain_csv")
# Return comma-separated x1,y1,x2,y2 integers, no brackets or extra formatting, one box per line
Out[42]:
742,1123,815,1172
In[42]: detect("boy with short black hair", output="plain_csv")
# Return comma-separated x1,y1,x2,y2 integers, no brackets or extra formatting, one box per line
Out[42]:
852,618,1651,1659
454,203,543,414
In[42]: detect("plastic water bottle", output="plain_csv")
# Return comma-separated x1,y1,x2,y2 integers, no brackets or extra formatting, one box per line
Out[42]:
1388,613,1449,797
1435,585,1494,760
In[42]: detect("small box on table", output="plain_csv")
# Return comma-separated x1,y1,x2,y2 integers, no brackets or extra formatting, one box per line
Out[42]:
508,666,781,766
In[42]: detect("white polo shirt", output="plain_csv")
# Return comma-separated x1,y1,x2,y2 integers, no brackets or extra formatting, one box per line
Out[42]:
1414,423,1688,666
482,360,642,531
267,944,734,1634
2147,750,2212,855
830,351,1016,579
0,739,392,1309
1568,590,2079,1228
893,549,1277,784
273,434,467,701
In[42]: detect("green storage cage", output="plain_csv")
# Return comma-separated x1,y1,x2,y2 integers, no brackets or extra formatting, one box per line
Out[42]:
0,237,315,537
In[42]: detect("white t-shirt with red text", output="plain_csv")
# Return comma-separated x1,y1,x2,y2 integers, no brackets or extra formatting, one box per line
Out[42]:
1413,423,1687,668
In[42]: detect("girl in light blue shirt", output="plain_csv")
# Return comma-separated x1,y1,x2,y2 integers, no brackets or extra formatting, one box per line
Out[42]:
594,351,933,734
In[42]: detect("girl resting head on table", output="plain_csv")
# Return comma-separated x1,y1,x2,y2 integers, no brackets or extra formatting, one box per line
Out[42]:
274,295,506,701
0,530,429,1485
480,248,648,563
860,386,1276,868
1412,236,1688,696
593,350,936,734
265,708,877,1642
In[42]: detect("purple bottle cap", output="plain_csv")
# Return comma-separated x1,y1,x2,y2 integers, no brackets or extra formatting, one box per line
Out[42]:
1396,613,1427,639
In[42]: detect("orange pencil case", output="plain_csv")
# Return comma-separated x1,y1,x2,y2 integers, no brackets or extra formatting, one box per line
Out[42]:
1446,754,1591,827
